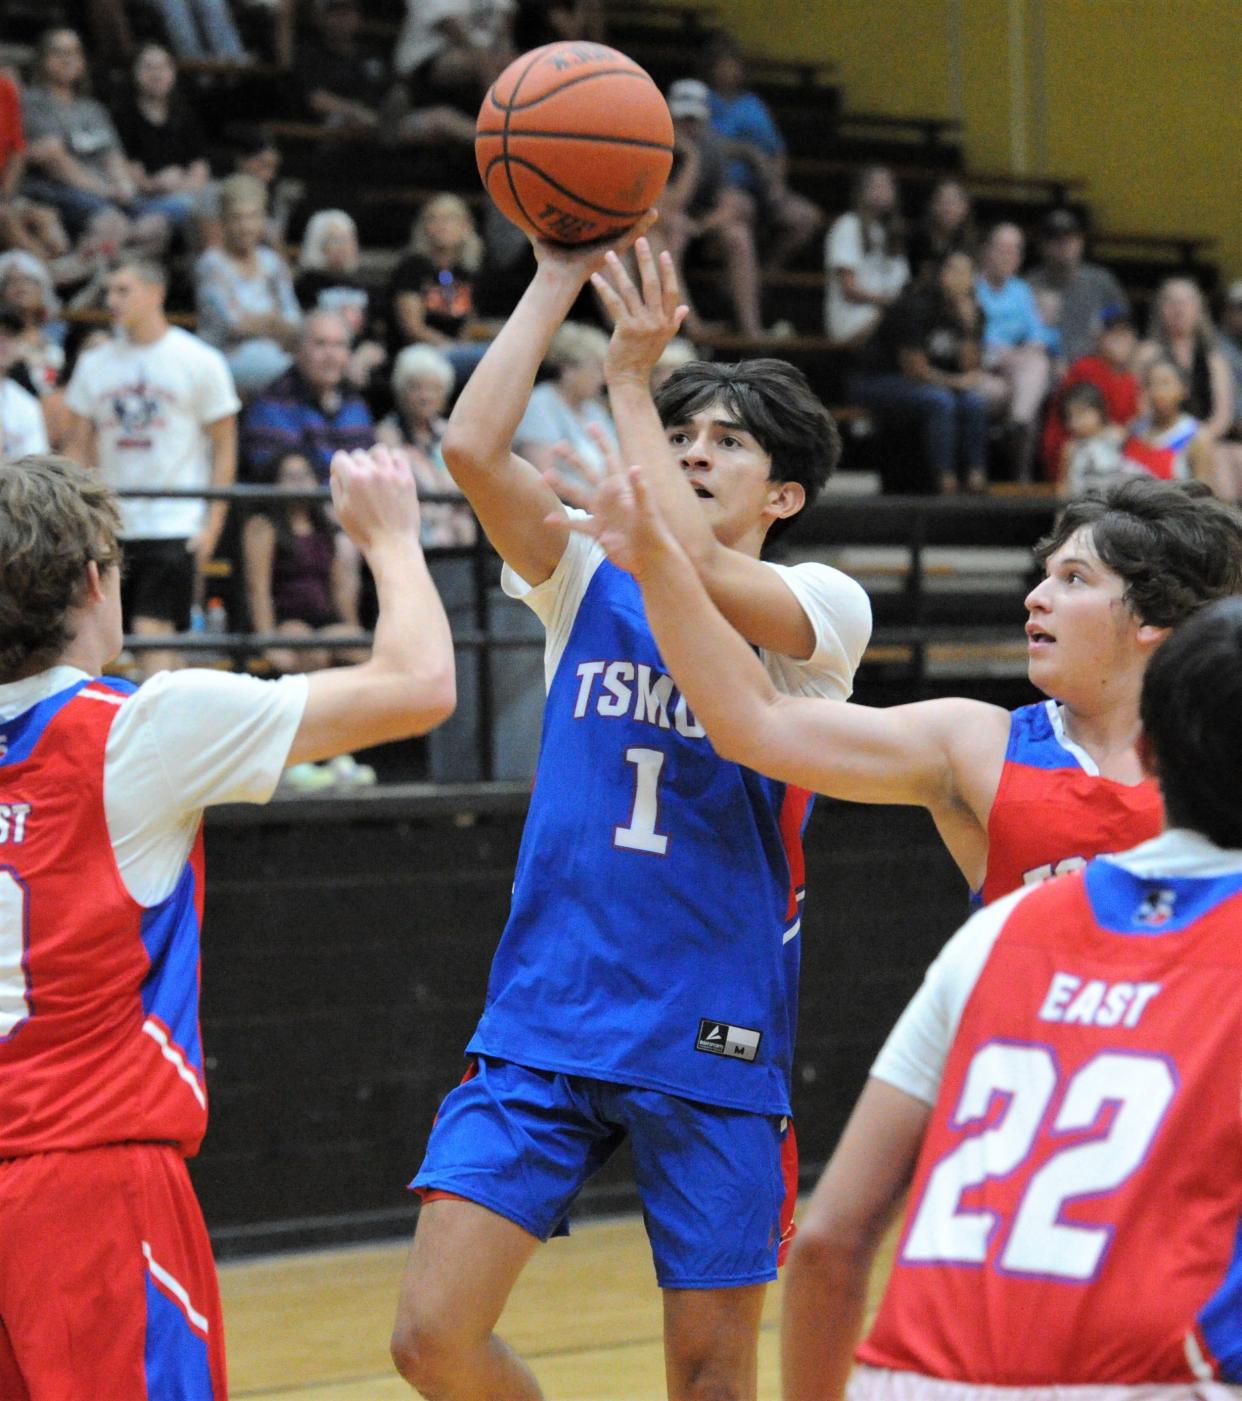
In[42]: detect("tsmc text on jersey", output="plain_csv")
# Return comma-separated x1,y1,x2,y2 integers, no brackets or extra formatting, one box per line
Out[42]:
572,661,706,738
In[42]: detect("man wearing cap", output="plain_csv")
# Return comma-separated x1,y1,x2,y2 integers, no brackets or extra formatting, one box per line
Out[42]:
654,78,764,338
1029,209,1128,365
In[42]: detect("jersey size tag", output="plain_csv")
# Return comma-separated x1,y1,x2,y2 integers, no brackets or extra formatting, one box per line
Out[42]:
696,1019,761,1062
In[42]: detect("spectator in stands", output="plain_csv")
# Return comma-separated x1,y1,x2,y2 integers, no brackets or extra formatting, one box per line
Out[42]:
1057,382,1128,496
907,177,977,282
388,194,491,387
0,249,66,400
0,309,50,460
975,221,1053,480
240,308,375,484
1028,207,1127,365
242,448,362,672
377,343,475,548
650,336,698,395
702,35,824,272
195,172,301,395
655,78,764,339
0,68,73,266
824,165,909,348
1120,356,1216,487
113,45,210,240
198,128,298,251
1136,276,1240,493
1221,281,1242,435
149,0,248,62
294,208,385,389
514,0,605,46
1041,307,1139,477
849,249,990,494
394,0,516,114
63,257,240,677
514,320,617,481
20,29,176,255
300,0,475,145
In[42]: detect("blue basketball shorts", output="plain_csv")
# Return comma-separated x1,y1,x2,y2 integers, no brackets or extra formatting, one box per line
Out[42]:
411,1056,797,1289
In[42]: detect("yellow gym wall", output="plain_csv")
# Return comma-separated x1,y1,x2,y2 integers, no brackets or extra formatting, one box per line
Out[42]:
692,0,1242,282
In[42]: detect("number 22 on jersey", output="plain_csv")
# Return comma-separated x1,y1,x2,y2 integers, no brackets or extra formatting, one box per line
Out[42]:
0,868,32,1039
903,1040,1177,1281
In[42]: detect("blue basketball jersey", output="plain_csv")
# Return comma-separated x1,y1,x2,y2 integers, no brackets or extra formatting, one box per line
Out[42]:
468,556,813,1115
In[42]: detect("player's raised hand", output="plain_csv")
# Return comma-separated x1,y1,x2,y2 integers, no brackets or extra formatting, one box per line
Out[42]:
593,237,689,382
329,445,422,556
530,209,660,285
544,448,679,582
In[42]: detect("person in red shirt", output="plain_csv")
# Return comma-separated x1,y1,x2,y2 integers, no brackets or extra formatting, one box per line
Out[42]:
1041,307,1140,478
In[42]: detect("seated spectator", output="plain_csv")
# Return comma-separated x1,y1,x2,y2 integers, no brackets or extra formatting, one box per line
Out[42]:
0,249,66,398
388,193,492,387
514,0,605,46
655,78,763,339
1120,357,1216,487
1041,307,1139,477
824,165,910,348
240,308,375,483
20,29,177,254
703,35,824,271
195,172,301,396
394,0,516,114
150,0,248,62
907,177,977,282
1057,382,1129,497
650,336,698,396
242,448,363,672
975,221,1053,480
1136,276,1241,495
513,320,617,480
294,208,384,388
848,249,989,494
113,44,210,240
198,128,299,252
0,309,50,460
0,67,72,265
300,0,475,145
1028,208,1128,364
377,343,475,548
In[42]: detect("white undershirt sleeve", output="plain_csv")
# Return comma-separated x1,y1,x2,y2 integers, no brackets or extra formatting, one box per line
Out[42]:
105,670,309,907
501,518,605,689
759,560,873,700
870,885,1038,1105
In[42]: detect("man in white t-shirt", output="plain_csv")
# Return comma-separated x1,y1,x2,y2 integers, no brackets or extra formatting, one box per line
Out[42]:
64,257,240,676
0,447,454,1399
0,310,49,462
394,0,514,108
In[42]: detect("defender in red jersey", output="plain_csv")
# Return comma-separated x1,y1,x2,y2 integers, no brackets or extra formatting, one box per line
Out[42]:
557,464,1241,905
781,597,1242,1398
0,451,453,1398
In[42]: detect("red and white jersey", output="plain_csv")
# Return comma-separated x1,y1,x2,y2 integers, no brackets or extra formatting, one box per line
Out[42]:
863,829,1242,1385
981,700,1163,905
0,666,304,1158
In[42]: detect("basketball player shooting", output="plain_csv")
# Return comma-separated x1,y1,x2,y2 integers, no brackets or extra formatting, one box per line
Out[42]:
389,219,871,1400
0,449,454,1398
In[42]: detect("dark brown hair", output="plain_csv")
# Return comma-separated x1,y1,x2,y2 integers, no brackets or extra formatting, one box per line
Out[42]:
0,456,122,680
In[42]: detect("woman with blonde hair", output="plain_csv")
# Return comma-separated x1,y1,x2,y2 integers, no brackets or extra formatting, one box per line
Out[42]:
387,193,493,387
194,172,301,395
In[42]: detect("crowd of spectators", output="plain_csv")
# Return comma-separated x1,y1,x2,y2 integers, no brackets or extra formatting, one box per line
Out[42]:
1,7,1240,778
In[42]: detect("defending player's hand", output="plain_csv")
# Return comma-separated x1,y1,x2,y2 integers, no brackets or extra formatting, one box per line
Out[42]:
544,442,679,582
329,445,423,556
593,237,689,383
530,209,659,284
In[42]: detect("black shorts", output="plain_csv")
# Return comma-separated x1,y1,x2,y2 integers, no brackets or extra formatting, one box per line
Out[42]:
121,537,196,632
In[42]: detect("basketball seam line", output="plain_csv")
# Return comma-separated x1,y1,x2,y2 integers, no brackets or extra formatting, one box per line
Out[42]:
487,66,654,115
482,154,658,219
498,48,551,242
479,130,674,153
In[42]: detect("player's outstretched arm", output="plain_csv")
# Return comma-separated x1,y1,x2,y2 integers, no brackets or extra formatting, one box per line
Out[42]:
552,457,989,812
781,1079,929,1401
439,214,655,588
595,239,818,658
286,446,455,764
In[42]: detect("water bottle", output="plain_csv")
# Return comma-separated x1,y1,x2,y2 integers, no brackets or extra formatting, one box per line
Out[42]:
200,598,227,664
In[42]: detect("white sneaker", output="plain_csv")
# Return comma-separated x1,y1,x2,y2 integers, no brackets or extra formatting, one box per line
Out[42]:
280,762,336,793
326,754,377,788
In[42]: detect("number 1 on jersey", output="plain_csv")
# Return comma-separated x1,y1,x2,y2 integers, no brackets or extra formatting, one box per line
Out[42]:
615,747,670,855
0,868,32,1040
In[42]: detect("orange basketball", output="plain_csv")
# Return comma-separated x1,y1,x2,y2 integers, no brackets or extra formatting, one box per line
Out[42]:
476,42,674,246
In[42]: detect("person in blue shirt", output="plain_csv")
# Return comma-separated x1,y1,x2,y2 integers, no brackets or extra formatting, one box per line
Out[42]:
388,226,872,1400
975,222,1055,481
705,35,825,271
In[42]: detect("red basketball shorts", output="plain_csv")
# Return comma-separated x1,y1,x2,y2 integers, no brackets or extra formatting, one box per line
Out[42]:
0,1142,227,1399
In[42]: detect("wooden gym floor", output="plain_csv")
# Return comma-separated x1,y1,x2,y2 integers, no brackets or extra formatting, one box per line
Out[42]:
222,1210,894,1399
